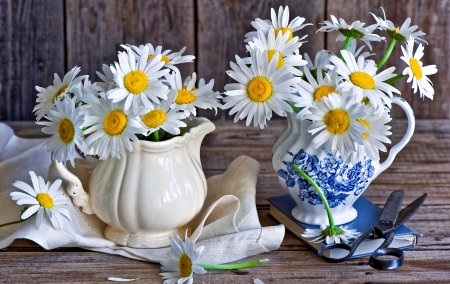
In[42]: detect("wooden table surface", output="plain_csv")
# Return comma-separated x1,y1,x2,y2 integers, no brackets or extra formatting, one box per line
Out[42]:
2,119,450,283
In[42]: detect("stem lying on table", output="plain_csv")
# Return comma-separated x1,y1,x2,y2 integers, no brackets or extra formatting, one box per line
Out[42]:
198,258,269,270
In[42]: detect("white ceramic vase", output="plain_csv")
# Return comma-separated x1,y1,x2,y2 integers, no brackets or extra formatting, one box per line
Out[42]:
54,117,215,248
272,97,415,225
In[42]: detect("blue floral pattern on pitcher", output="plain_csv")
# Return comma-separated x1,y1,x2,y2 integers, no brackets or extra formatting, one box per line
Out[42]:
278,149,374,208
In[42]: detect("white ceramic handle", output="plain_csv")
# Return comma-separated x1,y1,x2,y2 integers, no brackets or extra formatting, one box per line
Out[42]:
53,160,93,214
372,96,415,179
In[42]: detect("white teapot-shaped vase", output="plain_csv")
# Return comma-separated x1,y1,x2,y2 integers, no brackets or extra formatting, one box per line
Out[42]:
53,117,215,248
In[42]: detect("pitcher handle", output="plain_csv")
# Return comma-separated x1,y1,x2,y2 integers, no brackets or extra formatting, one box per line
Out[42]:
53,160,93,214
372,96,415,180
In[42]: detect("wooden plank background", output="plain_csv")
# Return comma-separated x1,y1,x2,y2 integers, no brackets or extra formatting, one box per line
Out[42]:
0,0,447,121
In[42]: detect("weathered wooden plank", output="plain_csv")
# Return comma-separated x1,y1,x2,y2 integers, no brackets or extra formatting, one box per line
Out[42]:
0,251,163,283
1,248,449,283
196,0,326,119
65,0,195,96
326,0,448,119
0,0,64,121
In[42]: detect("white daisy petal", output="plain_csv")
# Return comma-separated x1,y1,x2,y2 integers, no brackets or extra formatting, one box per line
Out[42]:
224,47,297,128
10,172,72,230
245,5,311,42
302,225,361,245
159,230,205,284
306,93,366,157
400,36,437,99
82,96,147,160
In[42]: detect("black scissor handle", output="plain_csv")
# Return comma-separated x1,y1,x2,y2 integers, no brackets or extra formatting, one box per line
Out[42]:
369,231,404,270
318,242,353,262
318,229,372,262
369,247,404,270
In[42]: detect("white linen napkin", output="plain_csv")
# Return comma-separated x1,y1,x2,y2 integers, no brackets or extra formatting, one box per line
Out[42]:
0,123,284,264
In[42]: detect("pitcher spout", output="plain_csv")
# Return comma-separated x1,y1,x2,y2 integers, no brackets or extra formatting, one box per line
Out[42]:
185,117,216,166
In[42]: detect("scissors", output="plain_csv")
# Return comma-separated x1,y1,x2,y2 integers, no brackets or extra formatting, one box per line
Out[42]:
318,190,427,270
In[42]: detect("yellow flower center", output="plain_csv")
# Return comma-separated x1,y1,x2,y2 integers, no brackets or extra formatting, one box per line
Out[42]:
247,77,272,102
124,71,148,94
36,193,54,209
52,84,68,103
324,109,350,134
357,119,370,139
147,54,170,64
178,253,193,277
176,89,196,104
103,110,127,135
142,109,166,128
182,85,197,91
349,71,375,89
409,58,423,80
58,118,75,144
314,86,337,102
267,50,285,69
274,27,293,41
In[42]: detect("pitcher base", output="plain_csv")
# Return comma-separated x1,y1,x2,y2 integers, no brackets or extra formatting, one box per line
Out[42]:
291,206,358,226
104,225,184,248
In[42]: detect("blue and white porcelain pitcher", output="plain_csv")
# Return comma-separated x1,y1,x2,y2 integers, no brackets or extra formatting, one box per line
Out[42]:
272,97,415,225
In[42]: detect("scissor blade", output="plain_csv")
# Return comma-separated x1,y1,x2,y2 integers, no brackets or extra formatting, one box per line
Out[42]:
377,190,404,234
394,193,427,230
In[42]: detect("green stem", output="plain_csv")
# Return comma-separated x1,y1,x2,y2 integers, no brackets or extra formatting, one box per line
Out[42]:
0,219,27,228
342,36,354,51
386,74,406,85
286,101,300,114
292,164,335,228
153,130,160,142
377,39,397,69
158,130,168,141
198,258,269,270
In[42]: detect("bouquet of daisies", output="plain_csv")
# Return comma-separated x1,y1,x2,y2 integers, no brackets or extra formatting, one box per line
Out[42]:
223,6,437,164
34,43,222,166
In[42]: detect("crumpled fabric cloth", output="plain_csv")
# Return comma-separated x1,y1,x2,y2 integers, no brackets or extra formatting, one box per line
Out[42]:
0,123,284,264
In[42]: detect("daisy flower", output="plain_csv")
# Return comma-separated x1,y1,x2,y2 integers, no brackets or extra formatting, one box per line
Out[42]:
304,50,333,71
345,106,392,163
165,71,222,118
139,93,187,136
34,66,88,121
10,171,71,230
72,78,97,105
96,64,117,92
317,15,384,50
371,7,427,43
304,93,366,156
329,50,400,109
223,47,300,128
400,36,438,99
302,224,360,244
82,96,147,160
126,43,195,71
37,97,89,167
107,46,170,114
302,50,334,81
160,231,206,284
245,6,311,42
291,67,343,119
246,28,307,76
